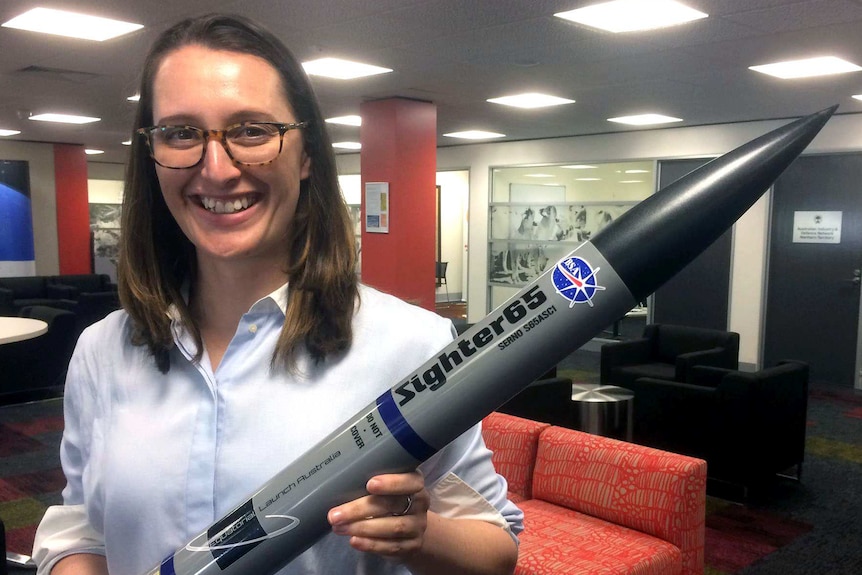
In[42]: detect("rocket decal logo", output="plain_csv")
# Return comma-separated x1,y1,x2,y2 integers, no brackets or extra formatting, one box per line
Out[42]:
552,256,605,308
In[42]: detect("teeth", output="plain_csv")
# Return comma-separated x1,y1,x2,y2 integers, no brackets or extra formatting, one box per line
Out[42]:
201,196,255,214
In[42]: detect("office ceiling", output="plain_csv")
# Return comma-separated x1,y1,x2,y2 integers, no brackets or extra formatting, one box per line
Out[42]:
1,0,862,166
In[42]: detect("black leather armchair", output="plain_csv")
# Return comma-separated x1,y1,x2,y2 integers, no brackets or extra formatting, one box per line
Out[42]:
497,377,574,428
47,273,117,297
46,274,120,334
0,276,77,314
0,305,77,405
629,360,809,495
600,323,740,388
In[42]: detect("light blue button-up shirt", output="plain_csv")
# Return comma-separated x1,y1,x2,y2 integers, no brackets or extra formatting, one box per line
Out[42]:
34,284,522,575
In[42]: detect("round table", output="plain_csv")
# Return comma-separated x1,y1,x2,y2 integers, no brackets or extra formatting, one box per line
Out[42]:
0,317,49,344
571,383,634,441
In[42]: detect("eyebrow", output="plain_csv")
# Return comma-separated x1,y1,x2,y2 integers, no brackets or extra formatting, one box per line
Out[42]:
154,110,288,126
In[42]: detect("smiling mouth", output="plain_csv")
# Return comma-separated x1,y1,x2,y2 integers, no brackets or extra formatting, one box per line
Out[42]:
200,195,258,214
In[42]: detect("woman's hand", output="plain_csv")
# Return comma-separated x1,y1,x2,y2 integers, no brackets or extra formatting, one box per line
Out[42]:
327,470,429,560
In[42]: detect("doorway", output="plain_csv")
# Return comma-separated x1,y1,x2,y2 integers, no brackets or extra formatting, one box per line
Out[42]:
435,170,469,307
764,153,862,388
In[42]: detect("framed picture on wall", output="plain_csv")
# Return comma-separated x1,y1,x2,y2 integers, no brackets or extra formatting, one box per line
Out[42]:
90,203,122,281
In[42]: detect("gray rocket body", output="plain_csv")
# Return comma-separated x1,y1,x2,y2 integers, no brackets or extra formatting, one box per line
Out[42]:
145,107,835,575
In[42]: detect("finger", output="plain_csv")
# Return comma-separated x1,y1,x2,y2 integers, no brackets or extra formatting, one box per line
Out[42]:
347,530,424,557
336,514,427,557
328,494,411,526
360,493,420,520
365,471,424,496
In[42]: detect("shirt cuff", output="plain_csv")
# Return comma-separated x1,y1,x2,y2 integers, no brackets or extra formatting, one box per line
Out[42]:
428,472,518,543
33,504,106,575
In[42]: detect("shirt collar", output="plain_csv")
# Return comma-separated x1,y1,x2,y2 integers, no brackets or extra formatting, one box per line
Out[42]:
167,282,289,327
251,283,289,315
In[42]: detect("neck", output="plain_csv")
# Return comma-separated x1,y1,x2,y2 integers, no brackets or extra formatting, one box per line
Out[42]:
189,255,288,369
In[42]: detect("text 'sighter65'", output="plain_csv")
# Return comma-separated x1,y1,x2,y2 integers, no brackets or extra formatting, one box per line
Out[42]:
147,106,836,575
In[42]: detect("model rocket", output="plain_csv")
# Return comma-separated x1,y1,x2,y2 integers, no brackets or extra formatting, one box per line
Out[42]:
146,106,836,575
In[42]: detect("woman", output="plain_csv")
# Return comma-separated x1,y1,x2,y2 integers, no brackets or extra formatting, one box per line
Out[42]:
33,13,521,575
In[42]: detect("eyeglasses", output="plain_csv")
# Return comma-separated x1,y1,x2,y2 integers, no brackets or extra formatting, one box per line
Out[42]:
137,121,308,169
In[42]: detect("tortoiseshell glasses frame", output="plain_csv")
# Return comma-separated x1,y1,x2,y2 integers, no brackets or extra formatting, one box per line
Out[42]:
137,121,309,169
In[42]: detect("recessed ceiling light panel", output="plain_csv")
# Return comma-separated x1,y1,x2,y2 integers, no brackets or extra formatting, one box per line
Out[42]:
302,58,392,79
326,115,362,126
29,113,101,124
607,113,683,126
0,129,21,137
555,0,707,33
487,93,575,109
332,142,362,150
749,56,862,79
2,8,143,41
85,149,104,155
443,130,506,140
853,95,862,101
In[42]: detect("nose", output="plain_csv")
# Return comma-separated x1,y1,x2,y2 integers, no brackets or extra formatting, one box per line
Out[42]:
200,138,241,182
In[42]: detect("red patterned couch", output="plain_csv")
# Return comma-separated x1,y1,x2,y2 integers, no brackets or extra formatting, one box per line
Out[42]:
482,412,706,575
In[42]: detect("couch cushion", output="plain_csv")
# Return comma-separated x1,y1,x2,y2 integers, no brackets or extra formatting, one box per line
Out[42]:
482,413,550,500
49,274,110,293
12,298,64,309
531,426,706,575
515,499,682,575
654,324,735,363
616,362,676,381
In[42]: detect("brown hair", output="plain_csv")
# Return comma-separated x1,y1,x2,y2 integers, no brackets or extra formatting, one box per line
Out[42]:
118,13,358,373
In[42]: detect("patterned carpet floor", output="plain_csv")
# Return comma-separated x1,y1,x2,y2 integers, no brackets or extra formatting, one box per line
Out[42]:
2,363,861,573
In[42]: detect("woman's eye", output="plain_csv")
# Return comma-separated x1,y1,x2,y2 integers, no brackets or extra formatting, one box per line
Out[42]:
235,125,272,139
162,128,199,143
229,124,278,145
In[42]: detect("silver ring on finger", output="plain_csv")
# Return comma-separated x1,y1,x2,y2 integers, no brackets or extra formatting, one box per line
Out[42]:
395,494,413,516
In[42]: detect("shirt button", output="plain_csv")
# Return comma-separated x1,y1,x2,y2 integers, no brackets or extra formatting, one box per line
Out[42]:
249,324,258,334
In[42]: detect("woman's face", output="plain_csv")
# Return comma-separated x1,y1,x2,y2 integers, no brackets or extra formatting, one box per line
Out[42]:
150,45,310,267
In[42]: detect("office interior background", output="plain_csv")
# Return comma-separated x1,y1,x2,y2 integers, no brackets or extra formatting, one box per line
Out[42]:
3,0,862,387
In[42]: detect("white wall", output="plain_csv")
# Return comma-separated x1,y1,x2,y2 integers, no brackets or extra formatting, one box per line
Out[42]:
89,179,124,204
338,112,862,367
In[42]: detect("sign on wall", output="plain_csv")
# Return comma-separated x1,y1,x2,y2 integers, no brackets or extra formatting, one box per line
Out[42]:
792,211,842,244
365,181,389,233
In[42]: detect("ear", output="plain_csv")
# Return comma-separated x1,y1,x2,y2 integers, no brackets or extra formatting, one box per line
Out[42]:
300,151,311,180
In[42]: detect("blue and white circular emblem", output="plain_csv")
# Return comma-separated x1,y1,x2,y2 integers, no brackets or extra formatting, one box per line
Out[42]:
552,256,605,307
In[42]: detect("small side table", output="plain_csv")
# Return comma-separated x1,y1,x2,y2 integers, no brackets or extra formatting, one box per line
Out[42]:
0,317,48,345
571,383,634,441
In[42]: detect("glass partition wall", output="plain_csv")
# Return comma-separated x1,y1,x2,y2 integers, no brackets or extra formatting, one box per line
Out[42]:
489,160,655,341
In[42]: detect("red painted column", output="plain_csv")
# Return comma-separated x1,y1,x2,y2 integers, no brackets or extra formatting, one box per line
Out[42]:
53,144,91,274
360,98,436,310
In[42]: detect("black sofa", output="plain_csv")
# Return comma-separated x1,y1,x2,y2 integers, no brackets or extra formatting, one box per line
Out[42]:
0,305,78,405
600,323,740,388
629,360,810,496
0,274,120,335
47,273,117,298
0,276,77,314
